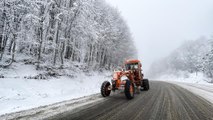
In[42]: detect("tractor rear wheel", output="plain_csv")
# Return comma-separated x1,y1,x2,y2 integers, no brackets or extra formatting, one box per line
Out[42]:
125,80,135,99
143,79,150,91
101,81,111,97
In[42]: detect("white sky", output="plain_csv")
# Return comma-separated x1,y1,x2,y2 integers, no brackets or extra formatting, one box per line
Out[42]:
106,0,213,72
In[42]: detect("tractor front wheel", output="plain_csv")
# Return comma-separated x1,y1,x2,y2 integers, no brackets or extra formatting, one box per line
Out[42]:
101,81,111,97
125,80,135,99
143,79,150,91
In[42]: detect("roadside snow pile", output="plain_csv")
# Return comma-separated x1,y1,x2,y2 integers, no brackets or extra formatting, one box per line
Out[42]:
157,71,211,84
0,63,111,116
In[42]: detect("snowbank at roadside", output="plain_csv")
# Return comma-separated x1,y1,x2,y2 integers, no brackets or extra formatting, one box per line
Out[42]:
157,71,212,84
0,63,111,115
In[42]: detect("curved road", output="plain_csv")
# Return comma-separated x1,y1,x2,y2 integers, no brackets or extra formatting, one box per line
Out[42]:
48,81,213,120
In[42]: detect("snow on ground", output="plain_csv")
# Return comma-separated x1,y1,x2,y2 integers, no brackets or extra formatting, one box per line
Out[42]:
158,71,211,84
1,63,213,117
155,71,213,104
0,94,105,120
0,63,111,116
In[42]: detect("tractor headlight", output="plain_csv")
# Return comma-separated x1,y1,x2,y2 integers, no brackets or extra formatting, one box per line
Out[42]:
121,76,128,81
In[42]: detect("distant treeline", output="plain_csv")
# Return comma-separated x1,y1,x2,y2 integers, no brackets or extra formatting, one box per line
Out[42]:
0,0,137,70
149,37,213,83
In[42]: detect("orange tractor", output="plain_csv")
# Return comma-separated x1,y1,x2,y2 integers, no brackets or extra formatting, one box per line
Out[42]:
101,59,149,99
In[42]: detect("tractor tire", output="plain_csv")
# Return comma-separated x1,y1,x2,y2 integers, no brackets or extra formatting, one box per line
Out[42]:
143,79,150,91
125,80,135,99
101,81,111,97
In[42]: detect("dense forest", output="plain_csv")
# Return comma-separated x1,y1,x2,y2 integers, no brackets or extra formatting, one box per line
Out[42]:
0,0,137,71
149,37,213,83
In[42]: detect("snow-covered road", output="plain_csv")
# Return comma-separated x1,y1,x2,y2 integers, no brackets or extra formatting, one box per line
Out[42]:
41,81,213,120
0,80,212,120
157,72,213,104
171,82,213,104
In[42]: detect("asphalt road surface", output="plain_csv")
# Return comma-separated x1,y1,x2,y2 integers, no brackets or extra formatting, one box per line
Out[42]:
48,81,213,120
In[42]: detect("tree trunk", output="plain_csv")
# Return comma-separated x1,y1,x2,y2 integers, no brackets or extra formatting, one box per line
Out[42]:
60,42,65,68
11,34,17,62
0,35,8,61
1,34,16,68
53,21,59,66
37,22,43,70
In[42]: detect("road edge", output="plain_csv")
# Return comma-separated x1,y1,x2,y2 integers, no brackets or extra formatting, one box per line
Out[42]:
0,94,105,120
164,81,213,105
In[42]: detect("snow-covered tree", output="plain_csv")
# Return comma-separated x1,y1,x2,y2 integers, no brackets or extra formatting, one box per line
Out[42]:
149,36,212,82
203,38,213,82
0,0,137,71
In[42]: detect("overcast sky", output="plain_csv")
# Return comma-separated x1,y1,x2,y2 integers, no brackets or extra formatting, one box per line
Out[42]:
106,0,213,72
